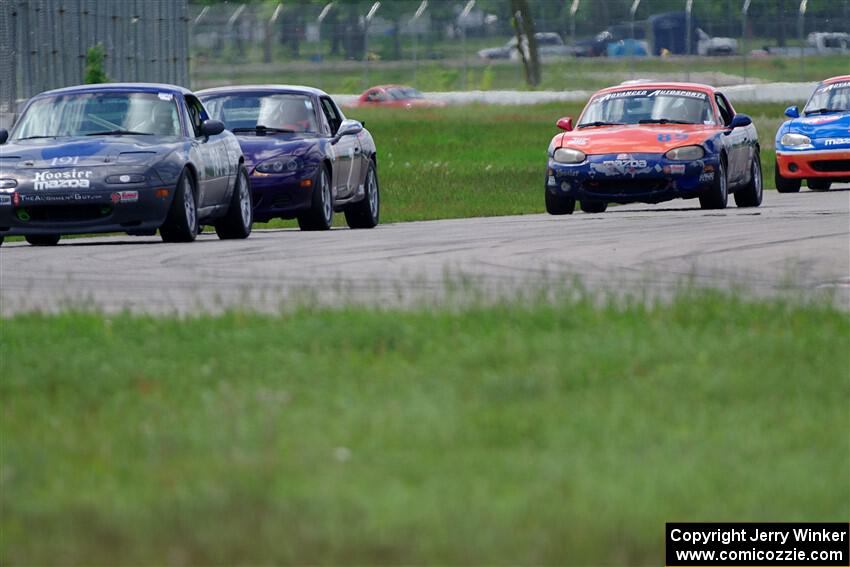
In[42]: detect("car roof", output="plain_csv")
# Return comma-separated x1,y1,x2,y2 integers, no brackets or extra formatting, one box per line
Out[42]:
822,75,850,85
592,82,717,97
196,85,329,98
34,82,193,98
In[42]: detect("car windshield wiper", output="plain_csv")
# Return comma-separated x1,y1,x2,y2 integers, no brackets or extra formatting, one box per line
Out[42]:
639,118,695,124
86,130,152,136
804,108,845,115
232,125,296,134
576,121,624,128
15,135,59,140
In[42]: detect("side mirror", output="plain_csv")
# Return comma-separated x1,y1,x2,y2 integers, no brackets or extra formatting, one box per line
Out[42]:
556,117,574,131
0,129,7,144
200,119,225,137
784,106,800,118
332,119,363,145
729,114,752,129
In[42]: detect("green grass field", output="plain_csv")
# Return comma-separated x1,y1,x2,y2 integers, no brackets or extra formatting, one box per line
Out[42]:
1,290,847,564
259,101,790,229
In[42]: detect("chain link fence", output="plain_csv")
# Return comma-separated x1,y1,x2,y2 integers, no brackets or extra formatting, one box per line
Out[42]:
0,0,190,128
189,0,850,93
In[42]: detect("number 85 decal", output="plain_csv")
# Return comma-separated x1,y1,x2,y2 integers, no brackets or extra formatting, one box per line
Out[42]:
658,133,689,142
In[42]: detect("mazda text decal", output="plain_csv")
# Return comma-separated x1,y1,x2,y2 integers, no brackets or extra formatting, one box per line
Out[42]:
33,169,93,190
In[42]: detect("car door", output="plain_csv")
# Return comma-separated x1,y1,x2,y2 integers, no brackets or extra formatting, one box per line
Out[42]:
184,94,229,209
715,93,747,185
320,96,359,199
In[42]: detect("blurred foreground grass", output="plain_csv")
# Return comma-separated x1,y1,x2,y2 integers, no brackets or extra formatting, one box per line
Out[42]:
2,290,847,564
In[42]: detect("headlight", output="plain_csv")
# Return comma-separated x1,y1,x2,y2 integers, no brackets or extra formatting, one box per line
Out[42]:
0,179,17,190
105,174,145,184
256,156,303,174
553,148,586,164
665,145,705,161
780,133,811,147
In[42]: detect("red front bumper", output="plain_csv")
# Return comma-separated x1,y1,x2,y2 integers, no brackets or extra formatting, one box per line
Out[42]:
776,150,850,179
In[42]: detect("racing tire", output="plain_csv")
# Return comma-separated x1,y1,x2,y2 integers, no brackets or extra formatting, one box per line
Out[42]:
734,153,764,208
774,162,801,193
215,165,253,240
160,169,199,243
580,200,608,214
26,234,61,246
344,160,380,229
699,156,728,210
545,190,575,215
807,179,831,191
297,166,333,231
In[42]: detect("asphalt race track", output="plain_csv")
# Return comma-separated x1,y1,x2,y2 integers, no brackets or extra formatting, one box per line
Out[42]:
1,189,848,315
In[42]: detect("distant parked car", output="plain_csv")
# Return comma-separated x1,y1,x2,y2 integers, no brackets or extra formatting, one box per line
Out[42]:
198,85,380,230
696,28,738,56
353,85,445,109
774,75,850,193
0,83,251,246
544,82,762,214
478,33,575,61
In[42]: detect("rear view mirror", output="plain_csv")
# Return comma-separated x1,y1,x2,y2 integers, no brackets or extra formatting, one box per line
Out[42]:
556,117,574,131
200,119,225,137
332,119,363,144
784,106,800,118
729,114,752,129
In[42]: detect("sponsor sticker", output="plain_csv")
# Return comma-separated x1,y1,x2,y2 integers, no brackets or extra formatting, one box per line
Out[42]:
568,137,589,146
816,81,850,93
111,190,139,204
0,194,11,206
19,192,105,203
824,138,850,146
33,169,93,190
800,115,841,125
547,176,556,187
699,172,715,183
664,164,686,175
158,93,173,101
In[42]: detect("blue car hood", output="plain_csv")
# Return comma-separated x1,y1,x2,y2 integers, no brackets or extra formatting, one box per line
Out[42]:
235,134,317,166
786,112,850,139
0,135,176,169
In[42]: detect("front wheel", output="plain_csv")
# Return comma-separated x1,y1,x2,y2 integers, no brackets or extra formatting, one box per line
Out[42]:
215,166,253,240
545,189,575,215
775,162,801,193
807,178,831,191
699,157,728,210
734,153,763,208
26,234,61,246
160,170,199,243
297,166,333,231
344,161,380,229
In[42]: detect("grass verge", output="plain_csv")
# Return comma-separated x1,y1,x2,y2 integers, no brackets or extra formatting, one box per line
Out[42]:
261,101,789,228
1,290,847,564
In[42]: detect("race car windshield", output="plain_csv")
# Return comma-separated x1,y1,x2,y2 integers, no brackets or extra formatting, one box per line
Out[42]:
203,94,320,134
803,82,850,114
388,87,424,100
12,92,181,140
578,89,716,127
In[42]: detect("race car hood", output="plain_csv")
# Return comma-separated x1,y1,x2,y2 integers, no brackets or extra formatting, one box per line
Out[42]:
235,134,318,166
0,135,176,169
554,124,721,155
784,112,850,139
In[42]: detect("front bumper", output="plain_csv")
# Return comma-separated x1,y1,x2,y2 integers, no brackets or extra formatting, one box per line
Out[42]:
249,166,318,222
546,153,719,204
776,149,850,180
0,184,174,237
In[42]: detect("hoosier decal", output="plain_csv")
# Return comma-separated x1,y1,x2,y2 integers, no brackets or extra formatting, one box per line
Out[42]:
33,169,94,190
